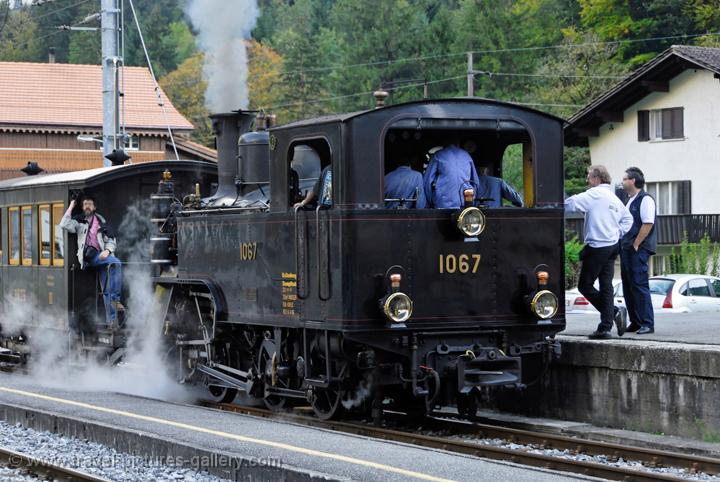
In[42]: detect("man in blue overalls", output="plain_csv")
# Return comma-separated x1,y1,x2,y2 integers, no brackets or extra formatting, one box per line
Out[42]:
384,158,426,208
620,167,657,335
423,143,480,208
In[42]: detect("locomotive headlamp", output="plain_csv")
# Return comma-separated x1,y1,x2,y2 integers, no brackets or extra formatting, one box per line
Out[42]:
531,290,558,319
383,292,413,323
456,206,485,237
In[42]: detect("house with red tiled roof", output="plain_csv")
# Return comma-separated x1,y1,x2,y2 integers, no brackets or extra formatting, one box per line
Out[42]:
0,61,216,180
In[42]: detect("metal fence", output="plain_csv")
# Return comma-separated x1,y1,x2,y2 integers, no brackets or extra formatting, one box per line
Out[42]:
565,214,720,245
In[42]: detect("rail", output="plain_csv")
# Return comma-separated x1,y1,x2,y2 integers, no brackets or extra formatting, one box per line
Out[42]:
566,214,720,245
204,402,720,482
0,445,109,482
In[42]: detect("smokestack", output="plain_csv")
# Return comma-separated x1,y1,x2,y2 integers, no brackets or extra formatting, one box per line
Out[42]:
374,89,389,108
208,111,255,206
48,48,56,64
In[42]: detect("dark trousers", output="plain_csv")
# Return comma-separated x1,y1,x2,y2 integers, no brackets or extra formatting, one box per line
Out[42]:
87,253,123,323
620,246,654,328
578,244,618,332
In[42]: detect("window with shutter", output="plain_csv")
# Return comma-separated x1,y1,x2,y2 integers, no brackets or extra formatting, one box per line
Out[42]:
641,107,684,140
646,180,691,214
637,110,649,141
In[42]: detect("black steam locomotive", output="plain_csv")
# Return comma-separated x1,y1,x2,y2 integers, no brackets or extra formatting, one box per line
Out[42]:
0,98,565,419
150,98,566,419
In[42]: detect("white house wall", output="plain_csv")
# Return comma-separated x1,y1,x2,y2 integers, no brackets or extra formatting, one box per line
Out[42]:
588,69,720,214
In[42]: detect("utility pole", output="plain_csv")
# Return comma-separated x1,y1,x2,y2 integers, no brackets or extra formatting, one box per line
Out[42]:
101,0,121,166
467,52,474,97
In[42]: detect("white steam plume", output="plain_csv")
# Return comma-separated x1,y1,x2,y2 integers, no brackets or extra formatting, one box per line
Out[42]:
9,201,190,402
186,0,259,113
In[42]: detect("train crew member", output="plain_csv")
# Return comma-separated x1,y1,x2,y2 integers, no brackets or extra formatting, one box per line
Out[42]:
384,157,427,208
565,165,633,339
60,196,124,325
476,166,524,208
423,142,480,208
620,167,657,335
294,164,332,208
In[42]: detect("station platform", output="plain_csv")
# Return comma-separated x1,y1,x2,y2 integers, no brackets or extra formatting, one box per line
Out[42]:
529,316,720,442
563,312,720,345
0,375,587,482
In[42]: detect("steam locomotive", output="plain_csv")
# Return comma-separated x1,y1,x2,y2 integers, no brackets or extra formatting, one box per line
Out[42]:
150,98,566,419
0,98,566,420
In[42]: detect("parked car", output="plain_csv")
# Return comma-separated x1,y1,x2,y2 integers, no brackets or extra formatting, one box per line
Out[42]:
618,274,720,313
565,279,622,314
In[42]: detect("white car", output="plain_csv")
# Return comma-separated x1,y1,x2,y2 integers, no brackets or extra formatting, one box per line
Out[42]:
565,279,623,314
630,274,720,313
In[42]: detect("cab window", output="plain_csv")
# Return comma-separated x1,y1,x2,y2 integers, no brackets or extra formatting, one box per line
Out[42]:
9,207,19,265
52,203,65,266
287,139,332,208
382,124,530,209
21,206,32,265
39,204,51,265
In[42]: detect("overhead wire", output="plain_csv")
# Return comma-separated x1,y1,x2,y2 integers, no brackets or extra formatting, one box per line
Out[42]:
127,0,179,161
264,74,582,111
276,31,720,77
31,0,93,22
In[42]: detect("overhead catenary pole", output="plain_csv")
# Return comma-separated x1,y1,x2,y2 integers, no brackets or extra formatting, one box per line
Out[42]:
467,52,474,97
101,0,121,166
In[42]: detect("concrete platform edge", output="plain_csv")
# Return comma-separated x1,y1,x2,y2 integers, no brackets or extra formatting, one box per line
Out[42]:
0,401,341,482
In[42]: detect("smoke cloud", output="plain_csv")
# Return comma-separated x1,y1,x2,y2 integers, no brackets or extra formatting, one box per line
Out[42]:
3,201,190,402
186,0,259,113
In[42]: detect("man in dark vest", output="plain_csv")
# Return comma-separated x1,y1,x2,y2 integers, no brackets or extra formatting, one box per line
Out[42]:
620,167,657,334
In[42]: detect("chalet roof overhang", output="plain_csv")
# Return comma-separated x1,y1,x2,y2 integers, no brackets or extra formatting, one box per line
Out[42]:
0,123,193,137
565,46,720,147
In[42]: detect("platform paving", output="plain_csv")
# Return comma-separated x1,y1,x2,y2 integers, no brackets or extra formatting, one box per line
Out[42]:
563,312,720,344
0,374,594,482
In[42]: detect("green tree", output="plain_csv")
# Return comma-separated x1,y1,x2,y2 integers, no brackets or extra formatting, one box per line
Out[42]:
0,8,42,61
160,53,212,146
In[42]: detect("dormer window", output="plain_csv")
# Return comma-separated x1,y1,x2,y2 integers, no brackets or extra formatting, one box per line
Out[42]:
637,108,684,141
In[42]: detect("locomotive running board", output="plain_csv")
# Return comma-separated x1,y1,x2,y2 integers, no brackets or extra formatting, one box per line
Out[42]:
456,354,522,391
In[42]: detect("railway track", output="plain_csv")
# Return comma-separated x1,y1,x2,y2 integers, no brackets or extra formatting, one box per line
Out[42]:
0,445,110,482
204,402,720,482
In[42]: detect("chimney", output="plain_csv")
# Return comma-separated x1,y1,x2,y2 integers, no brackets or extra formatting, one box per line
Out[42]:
48,48,56,64
373,89,389,108
208,111,255,206
21,162,44,176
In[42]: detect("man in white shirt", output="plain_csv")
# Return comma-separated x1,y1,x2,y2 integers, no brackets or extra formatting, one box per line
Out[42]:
620,167,657,335
565,165,633,339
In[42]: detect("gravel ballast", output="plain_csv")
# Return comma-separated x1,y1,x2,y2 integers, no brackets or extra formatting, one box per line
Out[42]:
0,421,231,482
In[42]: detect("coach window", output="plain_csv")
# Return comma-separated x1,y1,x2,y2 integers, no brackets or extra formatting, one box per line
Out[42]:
287,140,331,208
9,207,20,265
21,206,32,265
39,204,51,266
52,203,65,266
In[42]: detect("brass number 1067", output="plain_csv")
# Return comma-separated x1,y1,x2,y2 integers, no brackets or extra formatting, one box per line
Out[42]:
439,254,481,274
240,242,258,261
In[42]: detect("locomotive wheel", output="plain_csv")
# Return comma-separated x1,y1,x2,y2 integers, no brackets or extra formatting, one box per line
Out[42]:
258,339,288,411
309,361,349,420
206,342,238,404
206,384,237,404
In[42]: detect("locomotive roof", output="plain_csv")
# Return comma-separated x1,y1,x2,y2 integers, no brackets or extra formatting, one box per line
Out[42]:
0,160,215,191
272,97,566,130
